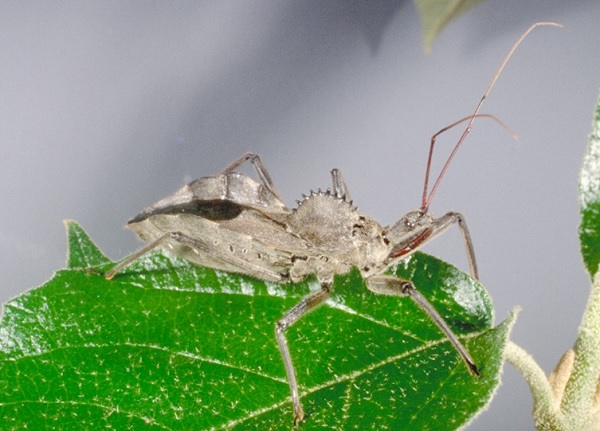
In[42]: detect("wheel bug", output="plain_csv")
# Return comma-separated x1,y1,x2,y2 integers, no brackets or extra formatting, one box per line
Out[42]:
105,22,561,426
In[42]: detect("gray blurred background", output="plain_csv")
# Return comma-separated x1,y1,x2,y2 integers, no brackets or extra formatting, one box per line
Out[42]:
1,1,599,429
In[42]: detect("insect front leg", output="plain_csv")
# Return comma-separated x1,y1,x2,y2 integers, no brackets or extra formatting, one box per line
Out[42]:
366,274,479,377
432,212,479,279
276,282,331,426
388,211,479,280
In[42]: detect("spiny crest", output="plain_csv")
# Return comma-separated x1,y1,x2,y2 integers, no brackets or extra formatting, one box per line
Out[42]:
287,188,360,247
294,188,355,211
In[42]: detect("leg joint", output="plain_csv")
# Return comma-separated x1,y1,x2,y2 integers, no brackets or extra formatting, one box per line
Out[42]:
276,320,287,333
169,231,184,240
400,281,414,295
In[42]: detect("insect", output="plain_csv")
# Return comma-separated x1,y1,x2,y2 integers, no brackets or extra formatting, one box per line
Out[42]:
105,22,561,426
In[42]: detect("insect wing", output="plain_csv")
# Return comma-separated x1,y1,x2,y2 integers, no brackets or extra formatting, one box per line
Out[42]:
129,172,288,225
125,171,314,282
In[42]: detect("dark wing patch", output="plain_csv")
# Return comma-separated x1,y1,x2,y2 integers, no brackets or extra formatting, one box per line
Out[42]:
129,200,244,224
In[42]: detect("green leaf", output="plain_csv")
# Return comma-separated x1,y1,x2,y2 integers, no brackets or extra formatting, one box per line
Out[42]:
0,222,512,430
579,93,600,277
64,219,111,269
413,0,486,52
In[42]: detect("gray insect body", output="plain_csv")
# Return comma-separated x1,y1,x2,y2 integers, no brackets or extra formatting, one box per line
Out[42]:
106,153,478,425
286,190,390,282
126,156,397,286
105,22,561,427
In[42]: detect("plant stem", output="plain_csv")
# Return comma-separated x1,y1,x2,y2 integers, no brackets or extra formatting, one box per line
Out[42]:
560,271,600,430
504,341,562,430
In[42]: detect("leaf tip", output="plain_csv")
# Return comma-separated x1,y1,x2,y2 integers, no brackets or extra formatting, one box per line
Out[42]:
413,0,486,52
578,91,600,277
64,220,112,269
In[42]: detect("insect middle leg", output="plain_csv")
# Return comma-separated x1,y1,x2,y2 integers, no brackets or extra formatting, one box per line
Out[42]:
366,274,479,377
275,282,331,426
330,169,351,202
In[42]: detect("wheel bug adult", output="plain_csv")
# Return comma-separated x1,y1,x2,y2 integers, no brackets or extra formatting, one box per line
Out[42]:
105,22,561,426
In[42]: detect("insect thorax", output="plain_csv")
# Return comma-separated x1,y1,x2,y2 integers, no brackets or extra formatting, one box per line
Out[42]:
286,191,390,280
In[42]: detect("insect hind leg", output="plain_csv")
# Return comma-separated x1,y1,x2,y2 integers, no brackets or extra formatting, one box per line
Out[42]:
221,152,283,201
105,230,286,282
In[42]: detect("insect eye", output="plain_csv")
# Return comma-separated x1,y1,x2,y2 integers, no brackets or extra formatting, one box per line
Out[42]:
404,213,419,228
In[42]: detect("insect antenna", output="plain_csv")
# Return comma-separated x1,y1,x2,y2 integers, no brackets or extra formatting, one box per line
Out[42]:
420,21,563,211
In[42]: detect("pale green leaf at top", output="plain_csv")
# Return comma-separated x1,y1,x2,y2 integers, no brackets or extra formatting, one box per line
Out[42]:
579,93,600,277
0,221,512,430
413,0,486,51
